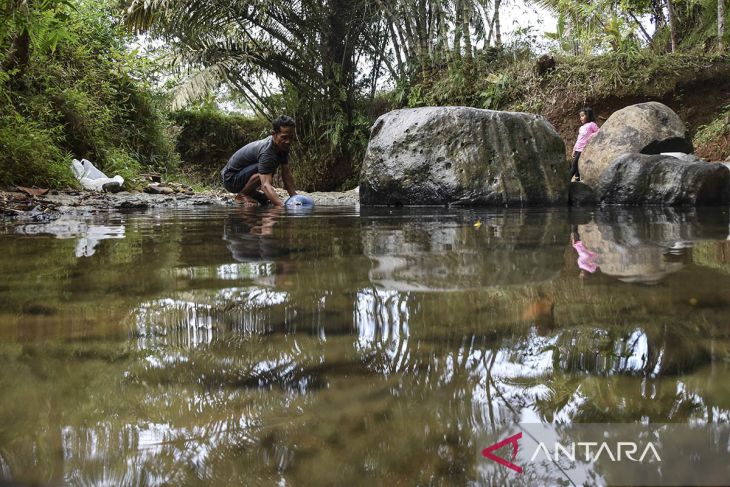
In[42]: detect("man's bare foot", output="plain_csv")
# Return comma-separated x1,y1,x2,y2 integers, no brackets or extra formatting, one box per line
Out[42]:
234,194,259,207
250,191,270,206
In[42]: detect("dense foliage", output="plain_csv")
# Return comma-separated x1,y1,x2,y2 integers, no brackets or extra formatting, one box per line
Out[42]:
1,0,729,189
170,105,268,184
124,0,729,189
0,0,178,188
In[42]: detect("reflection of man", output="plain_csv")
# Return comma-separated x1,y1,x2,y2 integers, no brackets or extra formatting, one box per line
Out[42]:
221,207,298,289
221,115,298,207
222,207,287,262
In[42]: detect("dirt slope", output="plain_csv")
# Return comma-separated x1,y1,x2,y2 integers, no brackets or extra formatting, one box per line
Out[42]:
539,61,730,161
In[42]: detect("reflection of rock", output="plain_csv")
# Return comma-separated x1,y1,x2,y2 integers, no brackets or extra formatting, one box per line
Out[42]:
362,209,567,290
568,181,596,207
580,208,730,283
580,222,684,283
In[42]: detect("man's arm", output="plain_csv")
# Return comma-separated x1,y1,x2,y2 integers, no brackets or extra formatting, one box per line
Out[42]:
259,173,284,207
280,164,297,197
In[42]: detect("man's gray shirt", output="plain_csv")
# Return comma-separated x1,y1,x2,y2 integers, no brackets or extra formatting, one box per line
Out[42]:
221,136,289,178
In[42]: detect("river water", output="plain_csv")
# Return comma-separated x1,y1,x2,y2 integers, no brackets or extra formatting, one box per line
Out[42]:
1,205,729,485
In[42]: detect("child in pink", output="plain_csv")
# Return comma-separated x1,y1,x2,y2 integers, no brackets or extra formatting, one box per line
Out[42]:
571,107,599,182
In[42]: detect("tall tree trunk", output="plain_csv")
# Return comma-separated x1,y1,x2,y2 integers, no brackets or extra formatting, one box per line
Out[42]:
374,1,405,78
436,3,449,66
415,0,430,76
3,29,31,75
399,3,420,71
2,0,32,78
719,0,726,53
493,0,502,48
463,1,473,62
370,26,387,99
453,0,463,60
387,19,405,79
320,0,360,186
667,0,678,52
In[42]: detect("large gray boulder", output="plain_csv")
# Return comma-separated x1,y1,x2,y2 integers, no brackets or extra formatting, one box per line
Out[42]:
580,102,693,187
596,153,730,205
359,107,568,206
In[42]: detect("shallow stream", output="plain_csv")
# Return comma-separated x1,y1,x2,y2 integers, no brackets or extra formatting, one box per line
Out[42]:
1,205,729,485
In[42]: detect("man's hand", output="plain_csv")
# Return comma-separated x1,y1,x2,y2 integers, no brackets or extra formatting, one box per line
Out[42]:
259,173,284,207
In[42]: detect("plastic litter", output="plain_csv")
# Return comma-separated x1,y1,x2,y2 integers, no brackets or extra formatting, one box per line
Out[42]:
284,194,314,209
71,158,124,192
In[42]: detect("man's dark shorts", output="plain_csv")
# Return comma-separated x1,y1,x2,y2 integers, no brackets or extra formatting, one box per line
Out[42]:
223,164,258,193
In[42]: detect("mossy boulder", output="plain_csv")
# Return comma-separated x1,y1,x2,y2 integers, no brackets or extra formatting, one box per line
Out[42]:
595,153,730,205
580,102,693,187
359,107,568,206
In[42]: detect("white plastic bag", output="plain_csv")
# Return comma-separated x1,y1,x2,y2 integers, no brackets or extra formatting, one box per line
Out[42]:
71,158,124,192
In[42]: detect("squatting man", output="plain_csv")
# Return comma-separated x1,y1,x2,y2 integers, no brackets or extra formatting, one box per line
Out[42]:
221,115,298,207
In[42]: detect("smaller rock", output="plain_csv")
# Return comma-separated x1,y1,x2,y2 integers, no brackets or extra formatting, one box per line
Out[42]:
569,181,597,207
580,102,693,187
102,181,123,193
596,153,730,206
144,184,175,195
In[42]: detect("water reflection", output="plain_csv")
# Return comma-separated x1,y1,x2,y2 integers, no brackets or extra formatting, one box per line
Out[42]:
580,207,729,283
13,214,126,257
361,208,568,290
222,207,288,262
2,206,730,485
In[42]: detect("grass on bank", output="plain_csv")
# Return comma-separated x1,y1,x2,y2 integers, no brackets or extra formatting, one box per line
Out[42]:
405,49,729,114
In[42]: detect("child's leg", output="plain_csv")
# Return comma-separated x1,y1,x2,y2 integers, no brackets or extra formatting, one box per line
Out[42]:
570,152,581,180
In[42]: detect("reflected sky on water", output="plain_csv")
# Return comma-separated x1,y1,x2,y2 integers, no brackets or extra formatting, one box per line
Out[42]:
1,205,730,485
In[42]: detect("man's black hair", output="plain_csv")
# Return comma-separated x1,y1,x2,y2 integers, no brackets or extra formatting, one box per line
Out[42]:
273,115,296,133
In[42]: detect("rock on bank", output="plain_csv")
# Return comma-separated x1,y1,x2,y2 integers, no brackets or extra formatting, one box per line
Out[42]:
359,107,569,206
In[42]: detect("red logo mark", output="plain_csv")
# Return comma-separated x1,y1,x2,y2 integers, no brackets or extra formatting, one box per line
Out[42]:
482,432,523,473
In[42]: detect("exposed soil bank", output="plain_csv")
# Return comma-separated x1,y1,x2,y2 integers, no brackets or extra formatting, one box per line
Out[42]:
540,60,730,162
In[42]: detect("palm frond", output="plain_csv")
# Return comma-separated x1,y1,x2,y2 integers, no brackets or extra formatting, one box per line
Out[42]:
169,62,228,110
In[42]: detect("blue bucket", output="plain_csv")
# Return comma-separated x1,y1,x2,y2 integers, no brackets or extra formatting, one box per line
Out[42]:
284,194,314,209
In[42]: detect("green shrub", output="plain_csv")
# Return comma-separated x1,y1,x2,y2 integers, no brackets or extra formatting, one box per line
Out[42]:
0,0,179,189
100,148,142,185
54,86,114,159
0,113,76,188
171,107,268,182
693,103,730,147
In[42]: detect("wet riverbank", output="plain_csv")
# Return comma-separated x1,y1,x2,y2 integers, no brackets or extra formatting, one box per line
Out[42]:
0,187,360,223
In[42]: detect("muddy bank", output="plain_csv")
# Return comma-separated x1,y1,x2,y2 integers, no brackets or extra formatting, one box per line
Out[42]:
1,188,360,223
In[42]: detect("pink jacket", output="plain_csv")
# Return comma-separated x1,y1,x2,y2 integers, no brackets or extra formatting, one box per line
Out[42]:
573,122,599,152
573,241,598,273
